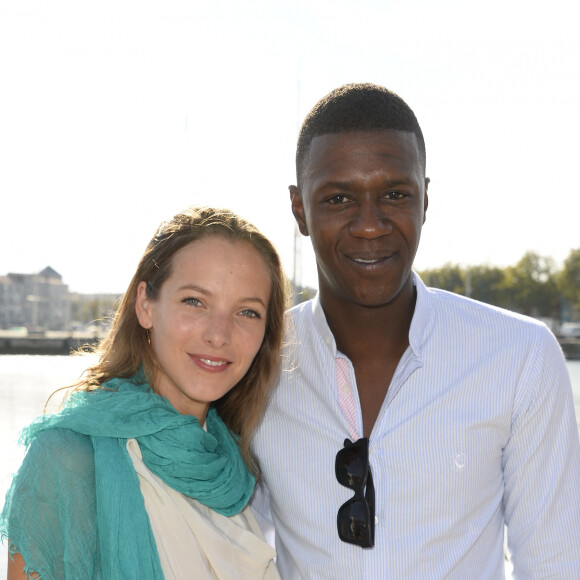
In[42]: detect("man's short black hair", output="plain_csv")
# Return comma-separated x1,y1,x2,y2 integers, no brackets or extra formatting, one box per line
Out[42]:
296,83,426,186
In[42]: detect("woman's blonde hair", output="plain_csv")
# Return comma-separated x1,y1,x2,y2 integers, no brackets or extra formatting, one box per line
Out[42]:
69,206,288,473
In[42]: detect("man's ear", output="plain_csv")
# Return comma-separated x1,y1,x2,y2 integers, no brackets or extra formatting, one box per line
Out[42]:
289,185,309,236
423,177,430,224
135,281,153,329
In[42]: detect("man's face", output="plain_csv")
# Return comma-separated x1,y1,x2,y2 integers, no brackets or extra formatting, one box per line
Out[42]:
290,129,429,310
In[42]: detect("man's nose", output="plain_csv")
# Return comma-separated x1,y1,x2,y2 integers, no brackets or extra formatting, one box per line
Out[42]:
349,199,392,239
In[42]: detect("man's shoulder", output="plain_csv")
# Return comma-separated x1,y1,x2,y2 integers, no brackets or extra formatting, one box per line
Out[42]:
425,286,551,335
287,297,315,317
285,297,319,335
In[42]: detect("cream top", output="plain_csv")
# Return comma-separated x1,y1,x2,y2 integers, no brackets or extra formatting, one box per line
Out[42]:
127,438,279,580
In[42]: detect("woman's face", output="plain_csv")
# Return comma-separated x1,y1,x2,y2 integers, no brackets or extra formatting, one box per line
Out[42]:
136,236,271,422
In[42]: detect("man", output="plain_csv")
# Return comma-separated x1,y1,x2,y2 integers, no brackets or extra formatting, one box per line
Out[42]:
252,83,580,578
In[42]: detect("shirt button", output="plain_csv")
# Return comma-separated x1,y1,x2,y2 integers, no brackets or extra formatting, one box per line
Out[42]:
341,383,351,394
375,516,379,524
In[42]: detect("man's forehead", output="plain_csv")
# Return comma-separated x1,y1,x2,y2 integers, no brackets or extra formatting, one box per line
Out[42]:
305,130,422,172
309,128,418,149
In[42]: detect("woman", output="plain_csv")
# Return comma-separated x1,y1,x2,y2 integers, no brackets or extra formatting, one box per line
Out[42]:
1,206,288,579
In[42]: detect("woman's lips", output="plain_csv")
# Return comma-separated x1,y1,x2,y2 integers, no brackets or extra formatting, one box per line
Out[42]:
189,354,231,372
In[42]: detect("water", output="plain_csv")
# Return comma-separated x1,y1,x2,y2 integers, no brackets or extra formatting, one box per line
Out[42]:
0,355,579,578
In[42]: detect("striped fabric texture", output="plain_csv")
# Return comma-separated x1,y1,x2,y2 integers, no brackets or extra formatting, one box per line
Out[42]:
251,274,580,579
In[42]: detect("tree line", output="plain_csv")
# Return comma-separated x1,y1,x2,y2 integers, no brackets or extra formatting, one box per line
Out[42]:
418,249,580,322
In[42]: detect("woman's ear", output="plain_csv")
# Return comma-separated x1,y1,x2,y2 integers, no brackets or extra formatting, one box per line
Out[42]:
135,281,153,329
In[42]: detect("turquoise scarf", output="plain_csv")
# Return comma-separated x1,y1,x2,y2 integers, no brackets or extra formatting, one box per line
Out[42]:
2,372,255,579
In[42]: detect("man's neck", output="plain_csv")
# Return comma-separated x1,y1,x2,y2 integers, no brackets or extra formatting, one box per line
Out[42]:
320,279,417,362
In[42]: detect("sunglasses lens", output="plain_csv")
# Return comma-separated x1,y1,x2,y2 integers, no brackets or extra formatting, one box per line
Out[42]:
335,439,369,488
337,498,373,547
335,438,375,548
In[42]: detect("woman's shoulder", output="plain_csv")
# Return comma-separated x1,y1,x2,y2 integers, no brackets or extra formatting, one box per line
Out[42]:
25,427,95,475
3,429,100,580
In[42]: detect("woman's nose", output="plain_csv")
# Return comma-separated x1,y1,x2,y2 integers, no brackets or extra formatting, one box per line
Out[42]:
201,313,231,348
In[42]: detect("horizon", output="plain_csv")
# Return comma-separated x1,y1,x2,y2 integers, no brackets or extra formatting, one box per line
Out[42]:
1,245,577,296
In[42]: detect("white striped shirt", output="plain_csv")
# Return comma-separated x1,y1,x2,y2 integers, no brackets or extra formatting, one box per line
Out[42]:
251,274,580,579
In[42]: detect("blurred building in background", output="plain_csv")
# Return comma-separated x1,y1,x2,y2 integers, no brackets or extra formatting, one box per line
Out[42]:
0,267,120,333
0,267,69,331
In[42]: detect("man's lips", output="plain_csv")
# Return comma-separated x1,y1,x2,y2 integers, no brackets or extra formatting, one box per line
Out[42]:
347,252,394,265
352,257,385,264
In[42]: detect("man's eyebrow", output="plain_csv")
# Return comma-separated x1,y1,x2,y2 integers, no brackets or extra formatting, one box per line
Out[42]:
318,180,355,191
318,178,413,190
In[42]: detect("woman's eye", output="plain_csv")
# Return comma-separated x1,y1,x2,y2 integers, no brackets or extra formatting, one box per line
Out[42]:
184,297,202,306
240,309,261,319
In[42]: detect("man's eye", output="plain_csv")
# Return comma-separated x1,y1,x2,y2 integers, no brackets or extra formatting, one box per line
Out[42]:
383,191,405,200
328,194,349,205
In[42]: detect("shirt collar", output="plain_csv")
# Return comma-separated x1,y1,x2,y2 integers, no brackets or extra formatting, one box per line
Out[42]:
308,271,433,360
311,293,338,355
409,271,432,361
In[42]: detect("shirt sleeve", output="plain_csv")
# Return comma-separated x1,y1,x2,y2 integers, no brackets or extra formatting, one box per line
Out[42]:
502,326,580,577
0,428,100,580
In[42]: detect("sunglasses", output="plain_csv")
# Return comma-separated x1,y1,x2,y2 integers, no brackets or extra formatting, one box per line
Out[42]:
335,437,375,548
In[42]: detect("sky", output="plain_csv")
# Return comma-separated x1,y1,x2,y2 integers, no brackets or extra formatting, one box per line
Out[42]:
1,0,579,294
